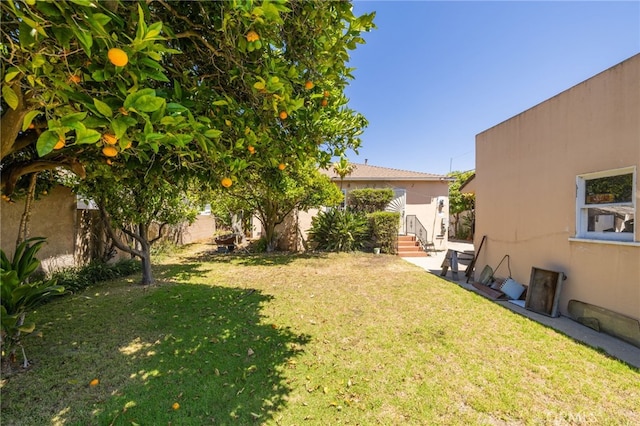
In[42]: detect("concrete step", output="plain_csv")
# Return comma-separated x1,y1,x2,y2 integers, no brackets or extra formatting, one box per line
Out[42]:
398,250,429,257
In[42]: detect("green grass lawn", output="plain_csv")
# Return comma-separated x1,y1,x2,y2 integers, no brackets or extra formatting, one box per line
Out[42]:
2,243,639,425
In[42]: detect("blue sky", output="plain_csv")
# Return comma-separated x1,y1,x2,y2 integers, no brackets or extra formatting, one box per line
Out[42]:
343,1,640,175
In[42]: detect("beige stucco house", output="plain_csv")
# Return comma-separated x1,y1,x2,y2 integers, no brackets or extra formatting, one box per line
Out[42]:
244,163,453,254
318,163,453,253
473,54,639,321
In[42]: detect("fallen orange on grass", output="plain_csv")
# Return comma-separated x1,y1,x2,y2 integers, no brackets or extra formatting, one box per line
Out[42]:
89,379,99,386
108,48,128,67
172,402,180,410
246,30,260,42
221,177,232,188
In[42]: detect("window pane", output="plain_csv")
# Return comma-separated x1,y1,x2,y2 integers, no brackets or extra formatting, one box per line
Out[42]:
585,173,632,204
586,207,634,232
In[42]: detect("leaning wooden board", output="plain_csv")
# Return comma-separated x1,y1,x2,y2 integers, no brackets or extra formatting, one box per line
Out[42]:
568,300,640,348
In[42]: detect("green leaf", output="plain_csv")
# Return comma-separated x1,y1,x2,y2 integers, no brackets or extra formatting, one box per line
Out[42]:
4,67,21,83
124,88,156,110
212,100,228,106
72,26,93,56
17,321,36,334
145,133,165,142
133,95,165,113
22,110,41,131
174,79,182,100
76,126,102,145
144,22,163,41
112,117,130,139
204,129,222,139
60,112,88,126
2,84,19,110
166,103,188,113
36,131,61,156
93,98,113,118
18,21,35,47
92,13,112,27
52,26,73,49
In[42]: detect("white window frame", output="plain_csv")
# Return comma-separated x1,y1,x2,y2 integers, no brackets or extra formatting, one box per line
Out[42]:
575,166,636,242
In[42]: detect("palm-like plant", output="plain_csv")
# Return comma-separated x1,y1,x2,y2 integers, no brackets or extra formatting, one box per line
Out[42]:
309,209,369,252
332,155,355,190
1,237,65,370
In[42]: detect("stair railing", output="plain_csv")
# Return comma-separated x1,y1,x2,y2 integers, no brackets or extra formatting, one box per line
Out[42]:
405,215,430,253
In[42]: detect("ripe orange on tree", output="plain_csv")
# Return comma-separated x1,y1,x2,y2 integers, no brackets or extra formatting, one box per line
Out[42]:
279,111,288,120
102,146,118,157
248,145,255,154
68,74,82,84
323,90,330,98
304,80,314,90
278,163,286,171
321,99,328,107
107,48,128,67
103,133,118,145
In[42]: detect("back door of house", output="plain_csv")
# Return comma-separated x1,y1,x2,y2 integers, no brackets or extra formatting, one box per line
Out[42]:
386,188,406,234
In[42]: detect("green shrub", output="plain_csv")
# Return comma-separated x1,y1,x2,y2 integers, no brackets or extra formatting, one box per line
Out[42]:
309,209,369,252
368,212,401,254
348,188,394,213
51,259,141,294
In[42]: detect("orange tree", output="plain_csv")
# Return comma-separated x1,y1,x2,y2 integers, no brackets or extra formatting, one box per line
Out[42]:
217,160,343,252
1,0,374,190
1,0,374,281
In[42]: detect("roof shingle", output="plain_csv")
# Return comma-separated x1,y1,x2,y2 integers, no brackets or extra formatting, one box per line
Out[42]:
322,163,449,181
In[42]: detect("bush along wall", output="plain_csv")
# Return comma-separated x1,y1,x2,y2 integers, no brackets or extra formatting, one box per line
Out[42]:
51,259,141,294
348,188,394,214
368,211,401,254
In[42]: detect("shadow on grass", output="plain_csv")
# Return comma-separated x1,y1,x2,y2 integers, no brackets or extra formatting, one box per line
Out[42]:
180,248,330,267
1,263,311,425
96,283,310,425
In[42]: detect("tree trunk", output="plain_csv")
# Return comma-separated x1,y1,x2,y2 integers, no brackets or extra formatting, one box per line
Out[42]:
15,173,38,248
138,223,154,285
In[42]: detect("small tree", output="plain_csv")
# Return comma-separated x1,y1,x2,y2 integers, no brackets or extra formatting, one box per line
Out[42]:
78,162,200,285
448,171,475,239
332,155,355,190
217,161,343,252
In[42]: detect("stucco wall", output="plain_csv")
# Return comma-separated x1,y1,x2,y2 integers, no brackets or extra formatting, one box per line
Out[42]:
0,186,76,272
474,54,640,319
182,214,216,244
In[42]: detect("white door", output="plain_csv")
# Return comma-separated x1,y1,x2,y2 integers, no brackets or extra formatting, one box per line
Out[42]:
386,189,406,234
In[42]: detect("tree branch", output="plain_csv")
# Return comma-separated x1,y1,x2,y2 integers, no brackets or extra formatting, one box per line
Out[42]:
0,80,34,160
1,158,86,195
98,204,144,259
